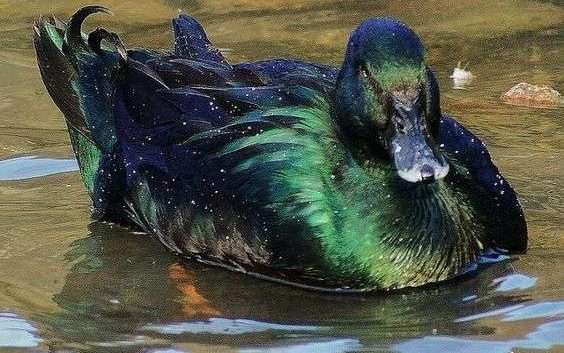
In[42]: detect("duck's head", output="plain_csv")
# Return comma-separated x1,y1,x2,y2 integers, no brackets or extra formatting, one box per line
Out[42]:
335,18,448,183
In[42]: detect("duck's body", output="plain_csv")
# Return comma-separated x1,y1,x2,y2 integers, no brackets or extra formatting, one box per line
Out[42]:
34,7,527,292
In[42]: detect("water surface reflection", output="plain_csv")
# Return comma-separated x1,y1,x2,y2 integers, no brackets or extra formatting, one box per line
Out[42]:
32,222,553,352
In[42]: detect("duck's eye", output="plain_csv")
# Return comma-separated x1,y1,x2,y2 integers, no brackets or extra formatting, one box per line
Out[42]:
360,65,385,100
359,64,369,79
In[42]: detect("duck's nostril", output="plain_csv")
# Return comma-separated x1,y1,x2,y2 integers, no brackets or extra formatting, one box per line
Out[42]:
420,164,435,183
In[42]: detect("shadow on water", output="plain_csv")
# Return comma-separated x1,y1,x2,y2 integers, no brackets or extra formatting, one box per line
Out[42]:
31,222,555,353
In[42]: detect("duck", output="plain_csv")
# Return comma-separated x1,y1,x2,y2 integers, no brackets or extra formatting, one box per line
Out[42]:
33,6,527,292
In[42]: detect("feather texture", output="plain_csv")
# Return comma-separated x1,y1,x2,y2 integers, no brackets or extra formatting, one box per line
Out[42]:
33,7,527,292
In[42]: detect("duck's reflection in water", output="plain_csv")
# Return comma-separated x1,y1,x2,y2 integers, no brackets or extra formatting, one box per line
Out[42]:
39,222,531,352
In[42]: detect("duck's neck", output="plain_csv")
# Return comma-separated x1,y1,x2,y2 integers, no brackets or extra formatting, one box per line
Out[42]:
325,163,484,289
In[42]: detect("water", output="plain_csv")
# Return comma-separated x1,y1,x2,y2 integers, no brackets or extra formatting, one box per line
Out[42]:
0,0,562,352
0,157,78,181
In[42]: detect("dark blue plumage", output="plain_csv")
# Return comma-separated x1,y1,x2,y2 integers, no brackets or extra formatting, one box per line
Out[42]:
33,7,527,292
173,14,229,64
438,116,527,250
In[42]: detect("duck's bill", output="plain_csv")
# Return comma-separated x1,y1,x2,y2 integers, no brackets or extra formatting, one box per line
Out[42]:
388,100,449,184
391,134,449,183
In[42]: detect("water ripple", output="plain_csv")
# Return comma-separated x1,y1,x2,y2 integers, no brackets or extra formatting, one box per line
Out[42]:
392,319,564,353
492,274,538,292
0,312,42,348
0,156,78,181
143,318,321,336
240,338,362,353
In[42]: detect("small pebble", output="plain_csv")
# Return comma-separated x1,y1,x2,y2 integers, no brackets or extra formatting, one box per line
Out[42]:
501,82,562,107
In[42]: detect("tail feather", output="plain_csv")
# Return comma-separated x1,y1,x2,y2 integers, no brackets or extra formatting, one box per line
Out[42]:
34,18,88,138
33,7,122,201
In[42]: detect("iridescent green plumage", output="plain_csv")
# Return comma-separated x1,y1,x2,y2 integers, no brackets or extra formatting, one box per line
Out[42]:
68,127,101,194
33,7,527,292
181,89,485,289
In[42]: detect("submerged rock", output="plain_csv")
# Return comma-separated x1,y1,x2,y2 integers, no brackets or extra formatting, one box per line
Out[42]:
501,82,562,107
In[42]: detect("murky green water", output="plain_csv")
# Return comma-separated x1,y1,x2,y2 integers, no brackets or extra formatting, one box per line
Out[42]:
0,1,562,352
